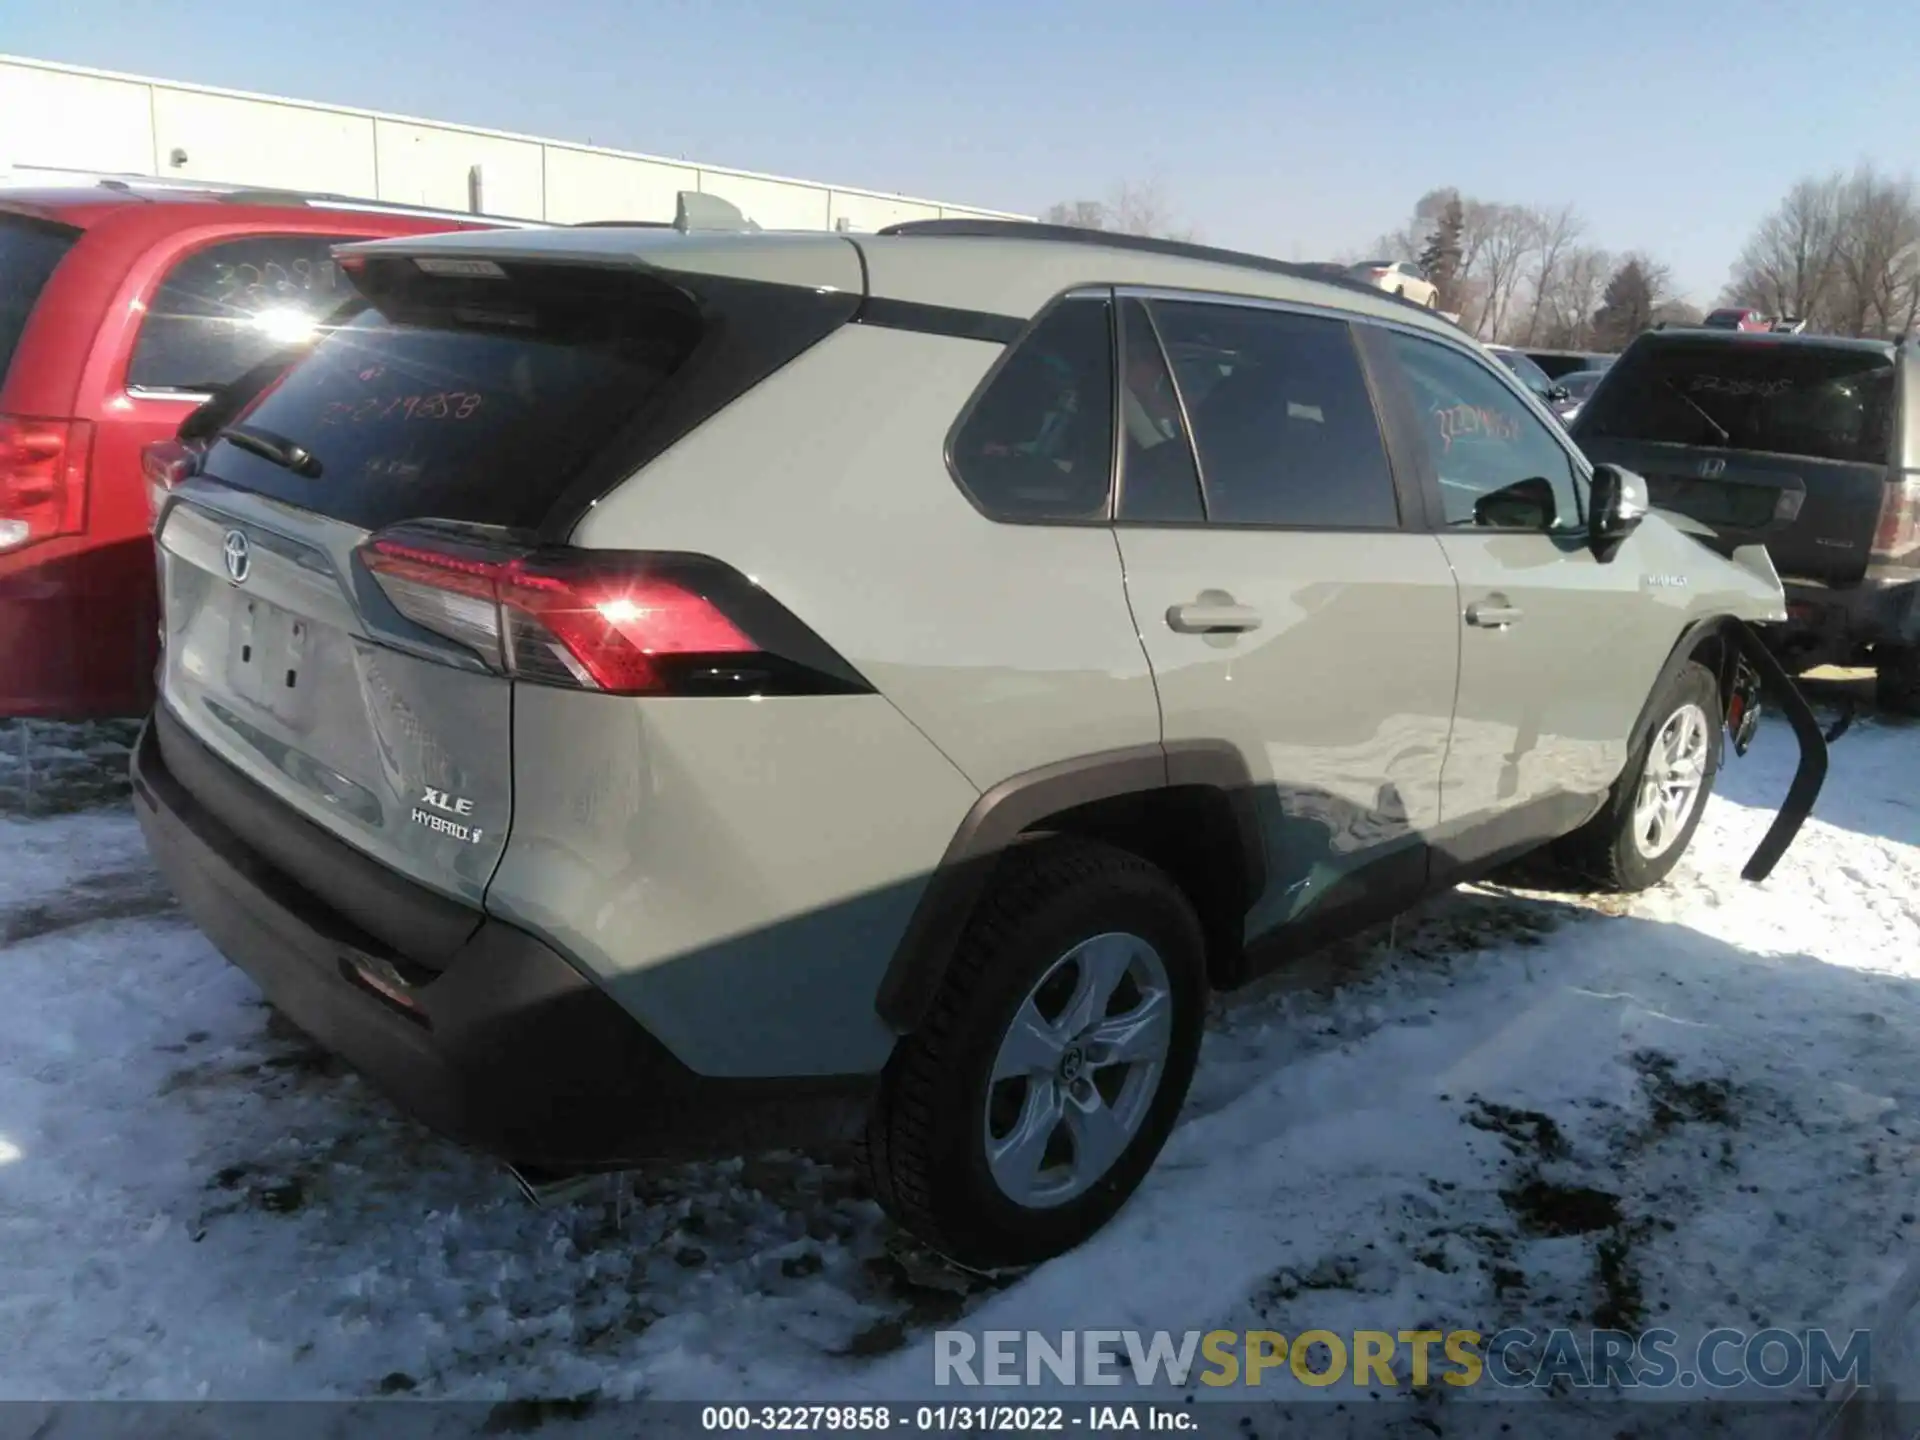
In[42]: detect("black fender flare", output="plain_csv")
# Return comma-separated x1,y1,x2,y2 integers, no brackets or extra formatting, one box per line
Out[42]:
1728,619,1827,881
1628,616,1826,884
873,741,1265,1034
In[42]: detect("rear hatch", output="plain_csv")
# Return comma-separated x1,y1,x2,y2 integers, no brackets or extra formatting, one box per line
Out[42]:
154,237,860,963
1572,335,1896,585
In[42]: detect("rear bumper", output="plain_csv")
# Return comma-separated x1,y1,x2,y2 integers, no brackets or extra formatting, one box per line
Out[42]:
131,709,871,1171
1782,571,1920,656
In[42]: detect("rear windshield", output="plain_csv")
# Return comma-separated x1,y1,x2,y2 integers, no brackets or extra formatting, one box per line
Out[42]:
1577,340,1895,465
207,263,706,533
0,213,81,388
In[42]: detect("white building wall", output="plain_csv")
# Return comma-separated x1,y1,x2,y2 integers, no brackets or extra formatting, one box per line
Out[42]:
0,55,1026,229
0,62,153,174
374,120,545,219
542,145,698,225
151,88,377,196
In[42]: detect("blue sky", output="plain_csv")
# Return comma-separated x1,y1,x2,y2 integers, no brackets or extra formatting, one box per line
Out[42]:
6,0,1915,303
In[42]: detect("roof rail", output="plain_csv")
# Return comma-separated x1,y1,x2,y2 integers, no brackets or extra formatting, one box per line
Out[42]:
875,218,1431,312
0,166,544,227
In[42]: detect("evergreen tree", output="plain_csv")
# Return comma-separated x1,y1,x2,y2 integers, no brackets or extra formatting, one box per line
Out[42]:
1593,259,1658,349
1416,197,1466,312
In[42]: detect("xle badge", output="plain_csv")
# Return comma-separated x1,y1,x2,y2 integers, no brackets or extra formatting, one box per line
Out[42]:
412,786,485,845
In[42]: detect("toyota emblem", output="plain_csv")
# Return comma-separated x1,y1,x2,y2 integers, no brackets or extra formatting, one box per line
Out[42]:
222,529,251,584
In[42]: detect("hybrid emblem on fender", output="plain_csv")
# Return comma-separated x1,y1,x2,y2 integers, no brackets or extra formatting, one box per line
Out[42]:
222,530,251,584
411,786,484,844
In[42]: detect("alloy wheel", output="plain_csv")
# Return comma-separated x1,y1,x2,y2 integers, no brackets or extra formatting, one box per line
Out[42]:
1632,702,1711,859
982,931,1173,1208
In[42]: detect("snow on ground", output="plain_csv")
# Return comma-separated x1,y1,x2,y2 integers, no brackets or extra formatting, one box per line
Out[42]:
0,707,1916,1426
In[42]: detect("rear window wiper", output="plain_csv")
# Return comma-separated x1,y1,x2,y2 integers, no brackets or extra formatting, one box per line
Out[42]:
1661,379,1733,447
218,424,323,479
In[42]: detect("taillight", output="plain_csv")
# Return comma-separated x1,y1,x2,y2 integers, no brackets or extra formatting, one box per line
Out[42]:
0,415,92,553
1872,474,1920,566
142,438,201,530
358,524,869,698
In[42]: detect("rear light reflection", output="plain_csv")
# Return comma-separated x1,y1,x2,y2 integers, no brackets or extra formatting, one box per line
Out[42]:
0,414,92,553
1871,474,1920,566
142,438,201,530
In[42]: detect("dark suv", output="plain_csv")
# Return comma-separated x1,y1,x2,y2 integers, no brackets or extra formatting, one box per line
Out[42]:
1571,328,1920,710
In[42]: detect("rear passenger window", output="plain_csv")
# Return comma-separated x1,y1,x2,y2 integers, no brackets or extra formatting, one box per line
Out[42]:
950,295,1115,522
1149,301,1400,529
1116,299,1203,524
1386,332,1583,532
127,234,362,394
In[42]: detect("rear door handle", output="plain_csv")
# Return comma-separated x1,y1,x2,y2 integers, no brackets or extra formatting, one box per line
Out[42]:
1167,598,1263,634
1465,596,1523,629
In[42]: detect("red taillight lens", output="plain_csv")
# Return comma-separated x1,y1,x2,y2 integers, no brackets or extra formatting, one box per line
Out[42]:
1871,474,1920,566
359,530,808,697
0,415,92,553
142,438,201,530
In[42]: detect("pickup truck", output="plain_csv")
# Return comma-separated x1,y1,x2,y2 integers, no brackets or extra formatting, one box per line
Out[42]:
1571,328,1920,712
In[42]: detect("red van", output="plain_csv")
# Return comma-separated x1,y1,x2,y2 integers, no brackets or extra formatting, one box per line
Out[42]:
0,181,501,718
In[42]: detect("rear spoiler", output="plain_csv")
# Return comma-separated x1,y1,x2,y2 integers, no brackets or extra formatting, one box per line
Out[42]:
1728,620,1827,882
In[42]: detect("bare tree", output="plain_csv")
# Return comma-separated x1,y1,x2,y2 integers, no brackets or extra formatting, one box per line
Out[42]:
1474,204,1539,341
1520,204,1585,345
1723,175,1845,323
1832,166,1920,337
1535,245,1613,349
1042,179,1196,241
1042,199,1111,231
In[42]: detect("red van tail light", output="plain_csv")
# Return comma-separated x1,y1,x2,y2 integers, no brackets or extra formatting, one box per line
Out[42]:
0,415,92,553
357,524,870,698
142,438,201,530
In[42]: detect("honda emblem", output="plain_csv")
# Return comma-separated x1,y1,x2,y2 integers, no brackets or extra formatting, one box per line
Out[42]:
1698,458,1727,478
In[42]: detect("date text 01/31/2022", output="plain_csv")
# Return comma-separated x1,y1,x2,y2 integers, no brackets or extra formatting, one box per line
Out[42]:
699,1405,1197,1432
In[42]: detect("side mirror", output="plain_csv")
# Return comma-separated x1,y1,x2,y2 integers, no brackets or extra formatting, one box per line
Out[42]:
1588,464,1649,561
1547,383,1572,404
1473,476,1559,530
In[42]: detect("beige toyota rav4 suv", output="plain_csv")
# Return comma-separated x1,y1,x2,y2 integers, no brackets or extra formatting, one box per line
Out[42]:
133,214,1825,1269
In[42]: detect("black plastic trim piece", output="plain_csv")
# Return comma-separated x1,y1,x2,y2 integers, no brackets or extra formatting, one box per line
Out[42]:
875,741,1264,1032
855,296,1024,344
1728,619,1827,881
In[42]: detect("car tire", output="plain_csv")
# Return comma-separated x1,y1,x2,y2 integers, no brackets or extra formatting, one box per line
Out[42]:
1875,644,1920,716
859,837,1207,1270
1559,660,1722,892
